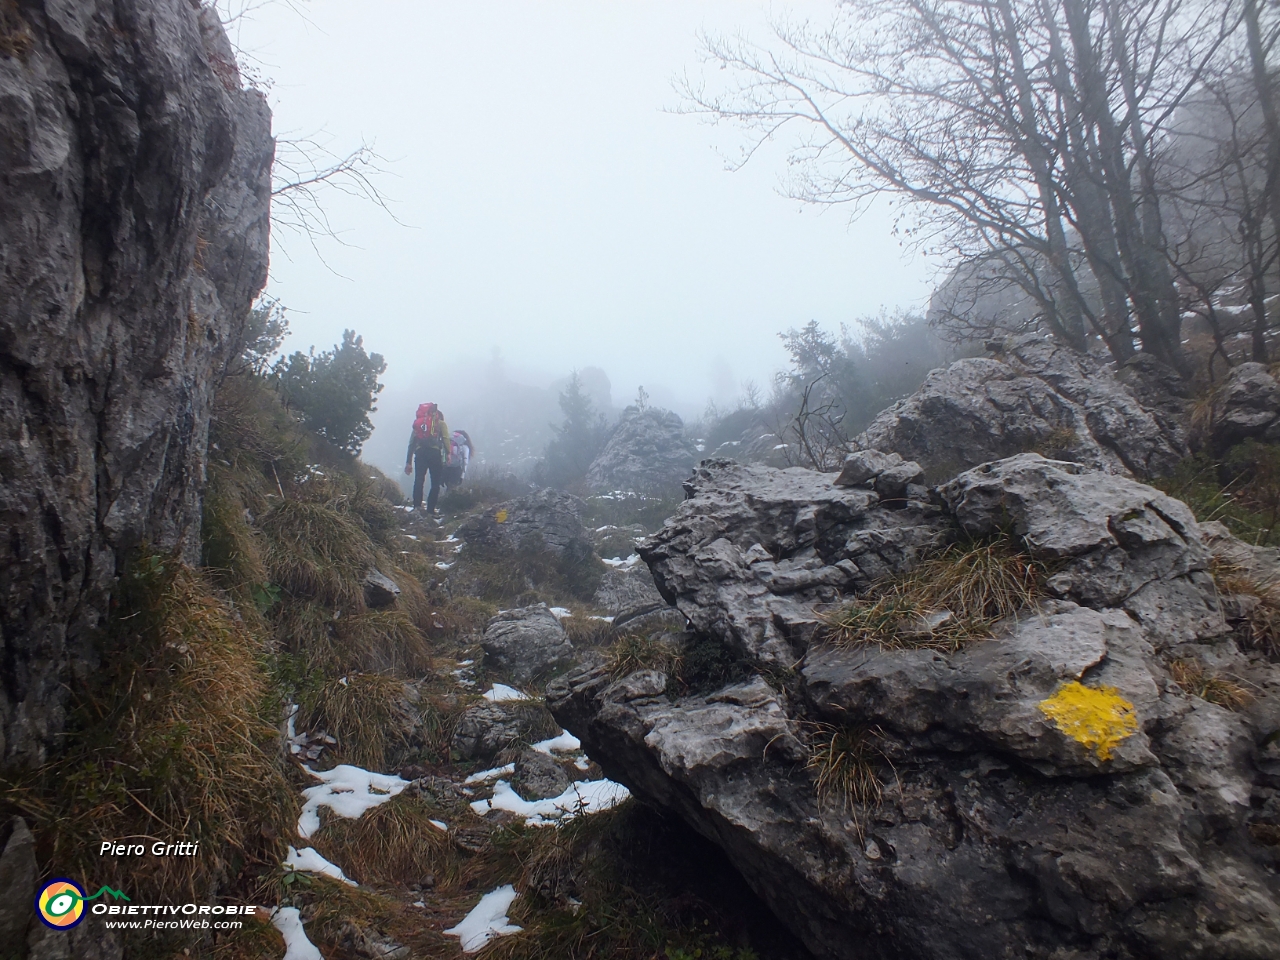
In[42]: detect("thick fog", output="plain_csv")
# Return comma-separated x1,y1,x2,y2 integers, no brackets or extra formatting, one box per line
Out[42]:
226,0,933,475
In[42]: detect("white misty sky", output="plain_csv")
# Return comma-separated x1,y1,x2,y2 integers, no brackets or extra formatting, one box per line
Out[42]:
227,0,934,443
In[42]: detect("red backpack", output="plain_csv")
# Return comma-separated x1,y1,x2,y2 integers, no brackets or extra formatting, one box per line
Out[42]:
413,403,440,444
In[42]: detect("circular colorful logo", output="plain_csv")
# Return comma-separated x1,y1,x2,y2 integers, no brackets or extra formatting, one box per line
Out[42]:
36,879,86,929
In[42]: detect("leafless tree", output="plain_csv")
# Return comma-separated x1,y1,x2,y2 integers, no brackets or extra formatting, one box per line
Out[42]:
681,0,1242,375
210,0,404,265
774,375,853,471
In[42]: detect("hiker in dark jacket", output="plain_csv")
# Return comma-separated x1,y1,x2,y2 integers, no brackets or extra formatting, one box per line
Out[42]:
404,402,450,514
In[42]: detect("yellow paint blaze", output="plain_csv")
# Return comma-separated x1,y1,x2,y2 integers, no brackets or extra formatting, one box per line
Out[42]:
1038,681,1138,761
495,508,509,523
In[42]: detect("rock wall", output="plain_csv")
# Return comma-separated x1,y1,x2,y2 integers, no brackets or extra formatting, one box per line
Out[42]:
0,0,272,767
551,456,1280,960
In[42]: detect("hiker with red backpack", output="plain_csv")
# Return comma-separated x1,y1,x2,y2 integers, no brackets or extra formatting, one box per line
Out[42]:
404,402,450,514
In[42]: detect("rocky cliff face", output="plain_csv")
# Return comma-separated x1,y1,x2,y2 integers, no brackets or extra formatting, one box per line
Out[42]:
0,0,271,767
551,456,1280,960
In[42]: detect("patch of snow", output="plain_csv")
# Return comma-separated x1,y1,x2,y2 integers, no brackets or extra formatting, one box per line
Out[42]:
601,553,641,570
271,906,323,960
531,731,581,754
548,606,572,619
470,778,631,825
484,683,532,703
457,659,474,667
574,758,591,771
404,534,418,541
297,765,409,839
435,561,454,571
595,525,618,532
696,443,706,452
773,443,789,450
413,900,426,908
337,676,349,687
285,846,355,886
588,615,615,623
429,819,448,832
444,885,522,953
464,763,515,785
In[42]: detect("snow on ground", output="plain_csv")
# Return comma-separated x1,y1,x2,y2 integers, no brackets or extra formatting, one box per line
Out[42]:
435,561,454,570
464,763,515,785
272,906,323,960
297,765,409,839
531,731,581,754
470,779,631,826
548,606,573,618
430,819,448,831
484,683,532,703
589,615,615,623
444,885,523,952
285,846,356,886
601,554,642,570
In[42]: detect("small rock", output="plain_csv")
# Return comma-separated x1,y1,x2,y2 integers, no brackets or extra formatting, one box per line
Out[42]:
873,460,925,501
450,702,530,761
834,449,901,487
512,748,571,801
362,569,401,608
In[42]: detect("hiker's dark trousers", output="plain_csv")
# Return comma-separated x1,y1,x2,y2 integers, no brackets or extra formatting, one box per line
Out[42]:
413,448,444,511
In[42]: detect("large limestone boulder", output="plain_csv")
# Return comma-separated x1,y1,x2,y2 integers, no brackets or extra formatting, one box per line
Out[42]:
481,604,576,683
0,1,272,767
553,455,1280,960
457,489,593,562
859,335,1188,481
585,406,698,494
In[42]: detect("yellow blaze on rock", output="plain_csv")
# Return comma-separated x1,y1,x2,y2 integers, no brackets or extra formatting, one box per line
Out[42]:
495,508,509,523
1037,681,1138,761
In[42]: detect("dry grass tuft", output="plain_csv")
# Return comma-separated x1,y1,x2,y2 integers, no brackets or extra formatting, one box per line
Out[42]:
261,498,376,608
606,633,684,681
824,536,1045,651
805,724,887,814
299,673,420,771
0,0,33,59
1168,658,1253,710
333,608,434,676
309,793,455,887
562,614,616,647
1211,555,1280,657
4,558,294,904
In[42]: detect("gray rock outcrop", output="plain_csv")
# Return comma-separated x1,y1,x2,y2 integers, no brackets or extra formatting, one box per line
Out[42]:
0,2,272,767
1208,361,1280,452
457,489,593,562
481,604,576,683
639,460,948,666
553,455,1280,960
450,702,531,762
512,748,570,801
859,335,1188,481
585,406,698,494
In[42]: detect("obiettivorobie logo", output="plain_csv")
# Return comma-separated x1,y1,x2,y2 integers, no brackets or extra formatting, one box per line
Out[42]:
35,879,130,929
